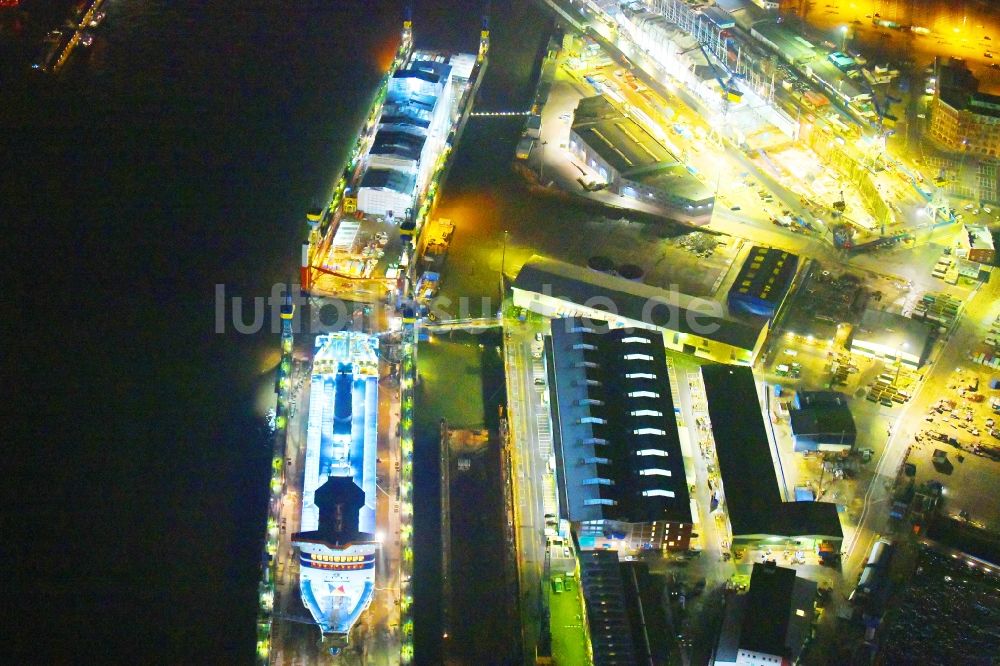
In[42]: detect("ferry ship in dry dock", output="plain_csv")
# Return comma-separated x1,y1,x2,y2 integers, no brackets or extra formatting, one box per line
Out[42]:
300,11,490,303
291,332,380,655
286,11,490,656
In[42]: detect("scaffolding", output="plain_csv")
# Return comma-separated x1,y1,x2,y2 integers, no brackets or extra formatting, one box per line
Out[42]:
644,0,775,104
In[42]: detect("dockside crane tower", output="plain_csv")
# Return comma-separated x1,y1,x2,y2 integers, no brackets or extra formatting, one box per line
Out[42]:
402,1,412,45
479,3,490,61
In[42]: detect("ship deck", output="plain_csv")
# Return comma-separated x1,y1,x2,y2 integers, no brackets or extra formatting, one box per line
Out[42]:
307,48,480,303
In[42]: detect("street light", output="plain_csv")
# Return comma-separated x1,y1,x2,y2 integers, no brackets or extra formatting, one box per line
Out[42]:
840,26,849,53
499,229,509,306
894,342,908,385
539,140,549,183
958,138,970,192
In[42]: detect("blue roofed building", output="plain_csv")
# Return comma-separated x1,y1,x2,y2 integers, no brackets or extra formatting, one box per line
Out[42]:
726,246,799,319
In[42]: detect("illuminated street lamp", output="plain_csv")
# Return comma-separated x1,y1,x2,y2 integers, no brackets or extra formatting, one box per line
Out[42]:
840,26,849,52
539,140,549,183
499,229,509,305
958,138,970,187
894,342,908,384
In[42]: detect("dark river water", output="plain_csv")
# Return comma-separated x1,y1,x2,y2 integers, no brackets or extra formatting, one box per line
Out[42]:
6,0,549,661
10,0,992,661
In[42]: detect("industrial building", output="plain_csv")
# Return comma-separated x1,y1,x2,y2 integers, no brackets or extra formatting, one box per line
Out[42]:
291,332,380,651
850,309,935,368
959,224,996,265
713,562,817,666
726,246,799,318
609,6,724,111
549,317,693,552
700,364,843,550
928,58,1000,157
568,95,715,213
578,550,671,665
513,256,769,365
789,391,856,453
608,0,792,141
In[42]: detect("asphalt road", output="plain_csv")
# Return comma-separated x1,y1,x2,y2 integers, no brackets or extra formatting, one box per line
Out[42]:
502,316,553,664
843,274,1000,592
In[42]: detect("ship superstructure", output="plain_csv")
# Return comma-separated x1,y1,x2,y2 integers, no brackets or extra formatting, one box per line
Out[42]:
291,332,380,652
356,50,473,218
307,41,480,294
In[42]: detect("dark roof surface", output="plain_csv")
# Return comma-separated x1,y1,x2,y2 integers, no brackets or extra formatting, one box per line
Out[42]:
740,563,796,657
927,516,1000,566
409,58,451,79
550,317,691,524
359,167,416,194
514,256,765,351
728,246,798,306
701,365,843,539
937,58,1000,118
789,405,856,440
794,390,848,408
292,476,367,546
854,309,934,358
571,95,676,175
381,100,432,128
580,551,637,665
701,6,736,29
370,129,426,161
579,551,669,665
393,68,440,84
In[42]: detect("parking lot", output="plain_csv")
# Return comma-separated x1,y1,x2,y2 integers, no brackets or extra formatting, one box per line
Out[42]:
761,303,939,540
905,442,1000,531
916,367,1000,451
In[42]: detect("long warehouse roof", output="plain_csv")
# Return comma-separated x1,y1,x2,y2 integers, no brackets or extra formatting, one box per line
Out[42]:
701,364,842,539
513,255,765,352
